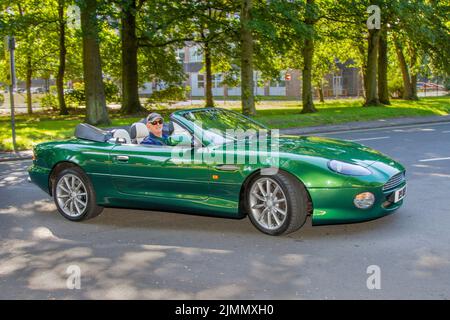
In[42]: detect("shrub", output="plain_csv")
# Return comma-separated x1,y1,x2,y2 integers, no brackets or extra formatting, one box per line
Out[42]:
147,85,189,105
388,77,404,98
65,87,85,107
0,94,4,105
65,81,120,107
40,94,58,110
104,80,120,103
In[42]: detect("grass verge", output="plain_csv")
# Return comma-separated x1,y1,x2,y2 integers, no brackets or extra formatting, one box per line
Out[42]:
0,96,449,151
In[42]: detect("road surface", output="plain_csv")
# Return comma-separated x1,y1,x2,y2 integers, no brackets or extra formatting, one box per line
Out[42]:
1,122,449,299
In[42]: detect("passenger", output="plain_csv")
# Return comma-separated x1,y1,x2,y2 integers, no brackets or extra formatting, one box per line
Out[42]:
141,113,169,146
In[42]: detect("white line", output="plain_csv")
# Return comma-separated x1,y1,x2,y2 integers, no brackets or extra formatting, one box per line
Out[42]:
442,130,450,133
319,121,450,135
349,136,390,142
419,157,450,162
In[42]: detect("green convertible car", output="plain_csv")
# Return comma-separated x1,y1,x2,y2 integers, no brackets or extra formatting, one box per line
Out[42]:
28,108,406,235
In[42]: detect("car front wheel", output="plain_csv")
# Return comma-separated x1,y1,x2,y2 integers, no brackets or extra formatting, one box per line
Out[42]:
247,171,309,236
53,167,103,221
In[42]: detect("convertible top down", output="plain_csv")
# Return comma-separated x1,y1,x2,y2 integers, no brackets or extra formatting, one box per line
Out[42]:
28,108,406,235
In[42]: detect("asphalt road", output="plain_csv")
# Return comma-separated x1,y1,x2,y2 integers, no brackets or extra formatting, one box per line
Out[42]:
1,122,450,299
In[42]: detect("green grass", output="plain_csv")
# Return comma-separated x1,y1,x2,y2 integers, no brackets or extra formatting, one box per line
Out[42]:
0,96,449,151
251,96,450,128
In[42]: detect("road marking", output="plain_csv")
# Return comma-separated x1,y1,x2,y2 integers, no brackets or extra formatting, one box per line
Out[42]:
349,136,390,142
419,157,450,162
442,130,450,133
318,121,450,135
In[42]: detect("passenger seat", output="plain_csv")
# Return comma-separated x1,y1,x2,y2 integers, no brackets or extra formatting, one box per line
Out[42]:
130,122,149,144
111,129,131,144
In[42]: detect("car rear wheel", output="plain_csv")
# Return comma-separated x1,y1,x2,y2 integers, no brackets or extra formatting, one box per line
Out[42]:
53,167,103,221
247,171,309,236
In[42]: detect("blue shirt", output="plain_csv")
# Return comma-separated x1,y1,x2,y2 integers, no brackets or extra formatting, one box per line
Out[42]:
141,133,169,146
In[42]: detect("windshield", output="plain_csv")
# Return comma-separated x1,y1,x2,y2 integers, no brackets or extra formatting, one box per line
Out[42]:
180,109,268,145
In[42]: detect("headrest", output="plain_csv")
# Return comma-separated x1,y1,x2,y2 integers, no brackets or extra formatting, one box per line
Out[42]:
112,129,131,144
130,122,148,139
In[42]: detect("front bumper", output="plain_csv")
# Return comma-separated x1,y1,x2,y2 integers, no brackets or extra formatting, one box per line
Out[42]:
28,164,51,195
309,182,406,225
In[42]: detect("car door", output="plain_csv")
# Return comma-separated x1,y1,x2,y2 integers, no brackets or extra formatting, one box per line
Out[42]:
108,126,210,201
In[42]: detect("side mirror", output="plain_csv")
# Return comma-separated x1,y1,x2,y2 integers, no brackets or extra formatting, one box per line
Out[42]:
167,134,192,147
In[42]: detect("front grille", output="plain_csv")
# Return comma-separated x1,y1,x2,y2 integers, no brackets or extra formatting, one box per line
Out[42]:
383,172,406,191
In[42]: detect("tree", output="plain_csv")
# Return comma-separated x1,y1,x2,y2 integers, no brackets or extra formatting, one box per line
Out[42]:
377,25,389,104
56,0,69,114
300,0,317,113
364,28,380,106
240,0,255,116
78,0,110,125
119,0,145,114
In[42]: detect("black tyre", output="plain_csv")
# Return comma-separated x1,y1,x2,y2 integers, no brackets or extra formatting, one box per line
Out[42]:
246,171,309,236
53,166,103,221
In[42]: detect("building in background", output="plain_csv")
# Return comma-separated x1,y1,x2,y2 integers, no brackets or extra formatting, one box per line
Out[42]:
139,44,365,99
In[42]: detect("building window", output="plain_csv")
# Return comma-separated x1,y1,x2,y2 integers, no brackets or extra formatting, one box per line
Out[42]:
176,49,185,63
189,46,203,63
197,74,204,88
212,74,222,88
270,80,286,87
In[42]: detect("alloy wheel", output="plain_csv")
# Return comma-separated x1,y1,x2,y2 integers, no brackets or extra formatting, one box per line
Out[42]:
249,177,288,230
56,174,88,217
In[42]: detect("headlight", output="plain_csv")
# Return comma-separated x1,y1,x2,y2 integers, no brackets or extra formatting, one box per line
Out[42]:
354,192,375,209
328,160,371,176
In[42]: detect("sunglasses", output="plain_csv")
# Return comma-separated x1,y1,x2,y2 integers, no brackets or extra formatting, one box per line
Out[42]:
150,119,163,125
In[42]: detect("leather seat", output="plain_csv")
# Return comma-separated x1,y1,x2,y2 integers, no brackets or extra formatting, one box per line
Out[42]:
130,122,149,144
112,129,131,144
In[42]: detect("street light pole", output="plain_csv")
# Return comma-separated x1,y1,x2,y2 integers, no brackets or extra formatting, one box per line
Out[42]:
6,36,17,153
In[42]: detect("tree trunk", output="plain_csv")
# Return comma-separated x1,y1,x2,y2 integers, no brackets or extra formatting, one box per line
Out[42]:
301,0,317,113
80,0,110,125
57,0,68,115
409,46,419,100
394,39,414,100
364,29,380,106
26,54,32,114
411,74,418,100
378,27,390,105
204,41,214,107
19,3,32,115
120,0,143,114
357,43,367,98
318,81,324,103
301,38,317,113
240,0,255,116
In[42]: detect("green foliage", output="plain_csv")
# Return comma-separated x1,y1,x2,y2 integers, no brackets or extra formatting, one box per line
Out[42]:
147,86,189,105
39,93,58,110
65,88,85,107
65,80,120,106
2,0,449,118
388,77,404,99
0,94,4,105
103,80,120,103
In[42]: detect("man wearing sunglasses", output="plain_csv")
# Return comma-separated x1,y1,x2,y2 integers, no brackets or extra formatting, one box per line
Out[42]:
141,112,169,146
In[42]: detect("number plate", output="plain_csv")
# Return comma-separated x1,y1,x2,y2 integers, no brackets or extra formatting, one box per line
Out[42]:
394,185,406,203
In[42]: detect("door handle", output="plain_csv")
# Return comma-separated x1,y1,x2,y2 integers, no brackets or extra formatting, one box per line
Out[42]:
214,164,239,171
116,155,129,162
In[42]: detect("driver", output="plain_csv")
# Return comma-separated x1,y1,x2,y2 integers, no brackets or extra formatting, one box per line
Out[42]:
141,112,169,146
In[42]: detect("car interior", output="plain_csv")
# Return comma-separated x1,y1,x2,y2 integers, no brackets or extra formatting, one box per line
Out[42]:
74,120,189,147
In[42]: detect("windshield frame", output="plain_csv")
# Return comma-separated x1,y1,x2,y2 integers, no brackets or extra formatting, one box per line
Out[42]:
170,108,269,147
